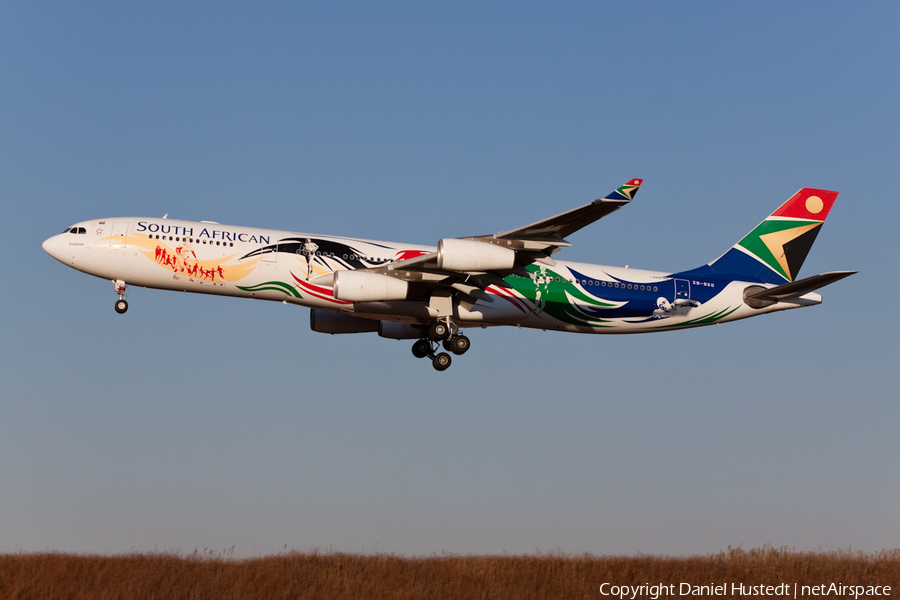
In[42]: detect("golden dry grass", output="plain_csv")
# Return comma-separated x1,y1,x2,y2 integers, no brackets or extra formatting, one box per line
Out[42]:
0,547,897,600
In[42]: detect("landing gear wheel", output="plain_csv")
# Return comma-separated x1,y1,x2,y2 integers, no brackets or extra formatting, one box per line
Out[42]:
412,339,431,359
442,338,453,352
449,335,470,355
114,299,128,314
432,352,452,371
429,322,450,341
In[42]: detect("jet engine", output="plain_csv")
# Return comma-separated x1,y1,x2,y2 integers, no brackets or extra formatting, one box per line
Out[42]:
436,238,516,272
333,270,409,302
310,309,379,334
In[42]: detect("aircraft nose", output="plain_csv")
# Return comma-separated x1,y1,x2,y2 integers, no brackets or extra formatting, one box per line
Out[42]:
42,234,66,262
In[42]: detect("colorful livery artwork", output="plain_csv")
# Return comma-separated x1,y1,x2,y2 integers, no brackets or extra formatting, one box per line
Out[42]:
43,180,854,371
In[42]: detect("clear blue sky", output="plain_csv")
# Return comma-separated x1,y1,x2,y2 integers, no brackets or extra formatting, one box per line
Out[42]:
2,2,898,556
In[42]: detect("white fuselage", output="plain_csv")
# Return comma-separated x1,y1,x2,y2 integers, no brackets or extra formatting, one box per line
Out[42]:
43,217,818,335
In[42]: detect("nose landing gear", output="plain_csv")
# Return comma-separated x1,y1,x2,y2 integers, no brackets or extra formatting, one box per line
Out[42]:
113,280,128,314
410,320,471,370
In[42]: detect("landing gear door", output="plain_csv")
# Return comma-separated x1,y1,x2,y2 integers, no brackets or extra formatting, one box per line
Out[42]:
108,222,128,248
675,279,690,301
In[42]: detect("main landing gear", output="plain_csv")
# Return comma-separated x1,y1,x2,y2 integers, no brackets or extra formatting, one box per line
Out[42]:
411,320,470,371
113,279,128,314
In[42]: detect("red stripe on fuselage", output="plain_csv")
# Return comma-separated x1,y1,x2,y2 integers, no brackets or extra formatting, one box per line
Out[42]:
292,273,353,305
488,285,529,314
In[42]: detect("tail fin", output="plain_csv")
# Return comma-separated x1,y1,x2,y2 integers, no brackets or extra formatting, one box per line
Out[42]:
680,188,839,284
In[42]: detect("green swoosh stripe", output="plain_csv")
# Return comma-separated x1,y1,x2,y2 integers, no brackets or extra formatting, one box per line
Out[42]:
655,305,741,329
238,281,302,298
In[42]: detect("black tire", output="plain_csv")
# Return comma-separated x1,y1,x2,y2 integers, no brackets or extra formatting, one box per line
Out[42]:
412,339,431,359
432,352,452,371
450,335,470,355
429,322,449,341
115,300,128,314
442,338,453,352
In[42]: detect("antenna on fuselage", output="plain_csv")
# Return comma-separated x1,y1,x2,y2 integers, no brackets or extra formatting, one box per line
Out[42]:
162,214,168,219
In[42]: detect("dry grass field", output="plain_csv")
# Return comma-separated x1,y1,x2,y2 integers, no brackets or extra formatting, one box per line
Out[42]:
0,547,897,600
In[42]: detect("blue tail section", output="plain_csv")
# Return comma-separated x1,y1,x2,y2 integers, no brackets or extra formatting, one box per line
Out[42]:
674,188,839,285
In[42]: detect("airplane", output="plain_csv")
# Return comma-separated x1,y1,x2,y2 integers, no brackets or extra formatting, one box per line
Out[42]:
43,180,855,371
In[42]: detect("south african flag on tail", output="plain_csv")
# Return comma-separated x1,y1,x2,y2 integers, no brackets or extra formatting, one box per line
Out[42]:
679,188,839,285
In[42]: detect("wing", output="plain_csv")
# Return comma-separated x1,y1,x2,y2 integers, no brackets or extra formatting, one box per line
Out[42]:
316,179,642,305
388,177,642,267
476,178,642,244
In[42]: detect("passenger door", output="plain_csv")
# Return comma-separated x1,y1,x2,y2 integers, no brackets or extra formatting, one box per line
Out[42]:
108,222,128,248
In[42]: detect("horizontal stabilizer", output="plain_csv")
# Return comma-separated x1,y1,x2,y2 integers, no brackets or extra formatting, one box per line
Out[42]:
744,270,856,303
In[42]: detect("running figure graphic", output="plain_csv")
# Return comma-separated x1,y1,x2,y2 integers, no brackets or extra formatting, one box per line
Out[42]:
301,238,318,280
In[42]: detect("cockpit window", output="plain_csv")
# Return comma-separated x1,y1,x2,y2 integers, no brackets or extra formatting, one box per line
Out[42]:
77,227,86,234
64,226,75,233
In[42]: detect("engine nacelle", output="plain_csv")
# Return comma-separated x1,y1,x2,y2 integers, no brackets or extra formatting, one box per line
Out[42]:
378,321,425,339
310,309,379,334
333,270,409,302
437,238,515,272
